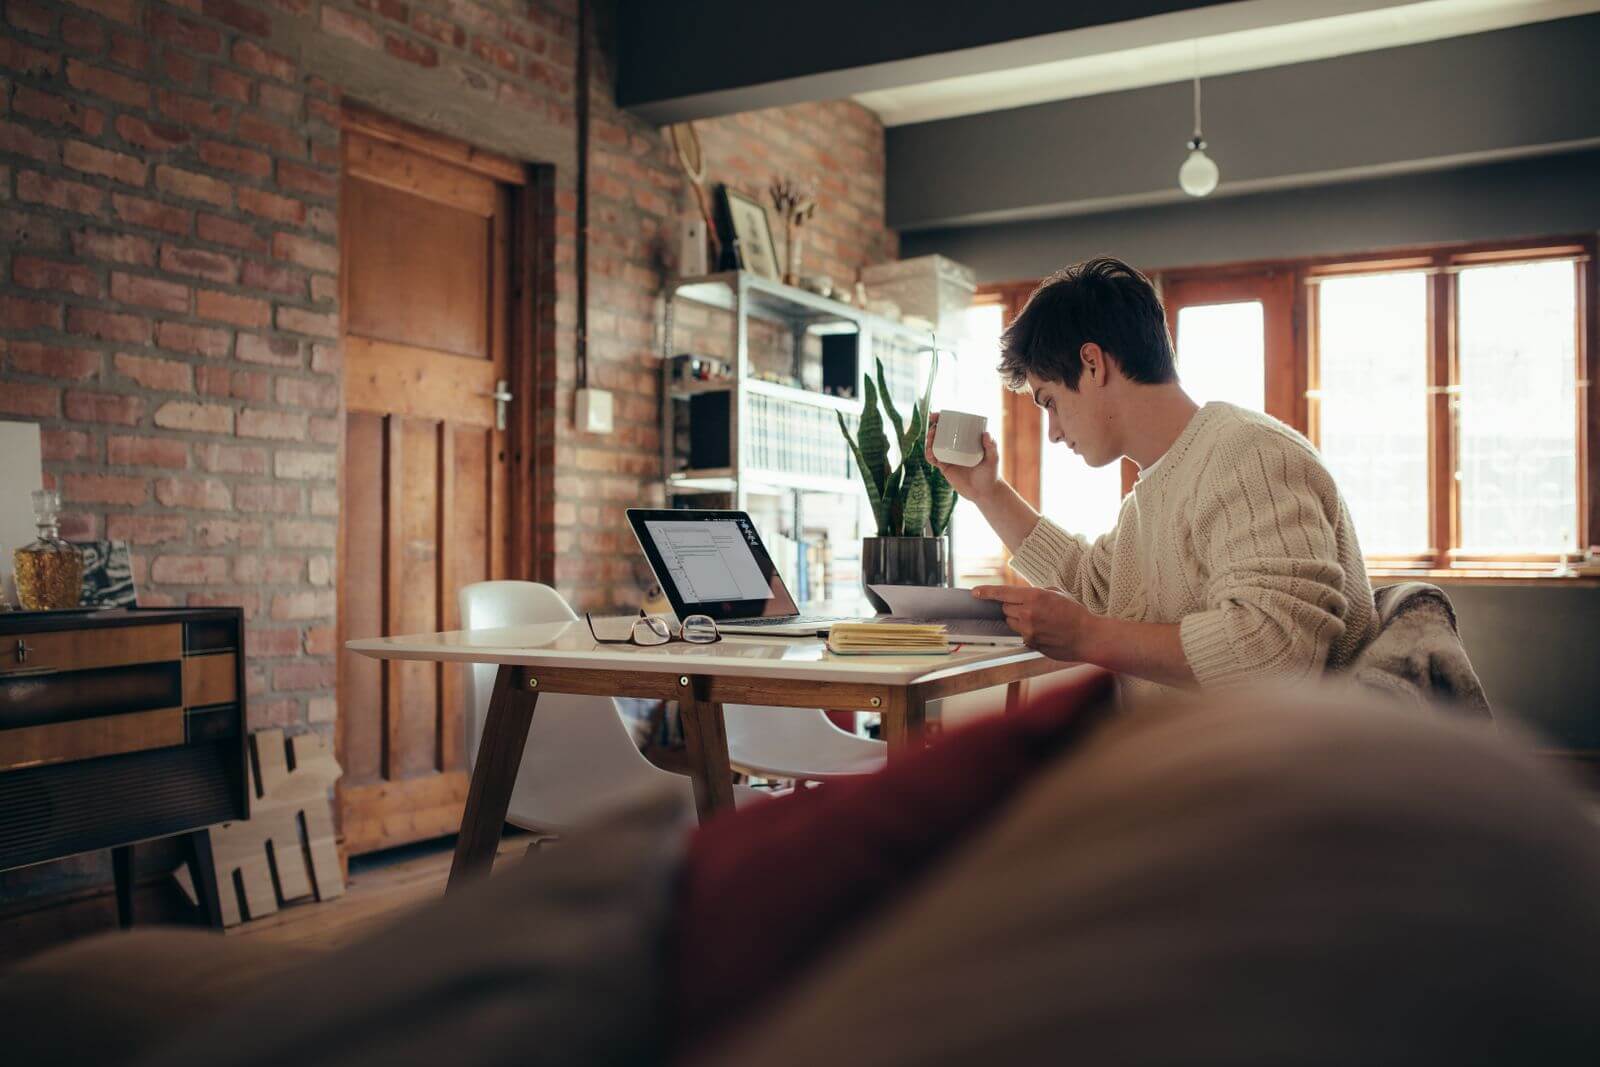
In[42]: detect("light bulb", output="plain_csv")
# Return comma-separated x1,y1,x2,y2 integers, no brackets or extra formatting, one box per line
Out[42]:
1179,138,1218,197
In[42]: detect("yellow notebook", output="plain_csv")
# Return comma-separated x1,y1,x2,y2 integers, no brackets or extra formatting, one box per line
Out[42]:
826,622,952,656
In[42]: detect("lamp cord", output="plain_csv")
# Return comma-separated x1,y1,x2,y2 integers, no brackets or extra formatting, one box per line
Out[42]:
1191,41,1204,140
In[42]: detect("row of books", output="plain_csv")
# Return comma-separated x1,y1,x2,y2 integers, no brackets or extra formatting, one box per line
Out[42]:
746,394,856,481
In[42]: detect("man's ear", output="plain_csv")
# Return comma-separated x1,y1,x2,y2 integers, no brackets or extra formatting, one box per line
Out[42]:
1080,342,1107,387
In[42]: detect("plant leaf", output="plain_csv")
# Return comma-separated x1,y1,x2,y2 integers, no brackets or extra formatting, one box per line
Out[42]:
858,373,890,496
875,358,909,461
838,411,889,534
900,461,931,536
927,460,956,536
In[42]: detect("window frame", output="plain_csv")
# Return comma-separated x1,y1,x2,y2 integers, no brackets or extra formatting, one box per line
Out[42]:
977,233,1597,576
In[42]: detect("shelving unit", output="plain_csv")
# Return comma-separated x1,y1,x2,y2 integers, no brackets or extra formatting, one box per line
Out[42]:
661,270,943,604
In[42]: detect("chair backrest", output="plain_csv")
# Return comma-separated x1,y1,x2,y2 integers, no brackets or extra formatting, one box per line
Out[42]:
456,581,692,832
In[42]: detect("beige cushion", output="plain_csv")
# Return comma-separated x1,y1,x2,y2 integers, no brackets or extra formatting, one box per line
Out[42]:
706,690,1600,1066
0,929,315,1067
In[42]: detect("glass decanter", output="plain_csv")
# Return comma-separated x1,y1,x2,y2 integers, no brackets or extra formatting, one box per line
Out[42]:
13,489,83,610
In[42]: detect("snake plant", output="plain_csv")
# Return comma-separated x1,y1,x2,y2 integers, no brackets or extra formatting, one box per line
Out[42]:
836,354,957,537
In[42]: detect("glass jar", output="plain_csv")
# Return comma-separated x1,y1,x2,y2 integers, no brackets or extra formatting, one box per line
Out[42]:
13,489,83,611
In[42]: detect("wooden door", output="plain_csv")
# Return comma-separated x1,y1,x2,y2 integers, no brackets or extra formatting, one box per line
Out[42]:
337,126,516,855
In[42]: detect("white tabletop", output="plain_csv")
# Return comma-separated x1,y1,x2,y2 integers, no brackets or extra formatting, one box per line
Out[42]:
346,623,1044,686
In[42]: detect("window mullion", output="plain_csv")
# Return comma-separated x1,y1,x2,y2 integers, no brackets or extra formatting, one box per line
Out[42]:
1426,267,1457,568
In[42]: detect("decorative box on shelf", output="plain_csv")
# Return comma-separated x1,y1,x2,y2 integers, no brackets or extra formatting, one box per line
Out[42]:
861,255,977,337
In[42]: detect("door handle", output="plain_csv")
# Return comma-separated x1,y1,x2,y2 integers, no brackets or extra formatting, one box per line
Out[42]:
486,379,513,431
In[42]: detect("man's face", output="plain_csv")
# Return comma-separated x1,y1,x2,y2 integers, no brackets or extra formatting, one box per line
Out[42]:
1028,369,1119,468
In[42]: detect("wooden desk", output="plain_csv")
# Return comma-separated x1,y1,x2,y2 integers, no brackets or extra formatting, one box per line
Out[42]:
347,624,1066,891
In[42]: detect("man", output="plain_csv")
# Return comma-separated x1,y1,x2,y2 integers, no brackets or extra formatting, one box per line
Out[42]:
927,257,1377,701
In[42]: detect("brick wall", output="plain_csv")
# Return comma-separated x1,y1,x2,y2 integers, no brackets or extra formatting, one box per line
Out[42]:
0,0,893,904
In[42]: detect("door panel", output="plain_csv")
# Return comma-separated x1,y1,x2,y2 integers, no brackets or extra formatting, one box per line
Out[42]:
338,127,512,856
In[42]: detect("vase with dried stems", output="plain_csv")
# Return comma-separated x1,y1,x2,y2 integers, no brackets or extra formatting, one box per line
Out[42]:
769,176,817,286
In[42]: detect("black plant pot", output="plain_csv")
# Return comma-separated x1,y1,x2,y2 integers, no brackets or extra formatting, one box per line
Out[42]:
861,536,949,614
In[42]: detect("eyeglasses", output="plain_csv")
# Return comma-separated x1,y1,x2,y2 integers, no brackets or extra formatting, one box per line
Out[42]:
584,610,721,647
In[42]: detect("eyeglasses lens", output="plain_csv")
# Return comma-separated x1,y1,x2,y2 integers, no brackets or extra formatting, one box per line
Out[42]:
681,614,719,643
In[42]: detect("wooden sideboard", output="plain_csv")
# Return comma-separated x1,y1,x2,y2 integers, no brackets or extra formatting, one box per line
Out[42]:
0,608,247,927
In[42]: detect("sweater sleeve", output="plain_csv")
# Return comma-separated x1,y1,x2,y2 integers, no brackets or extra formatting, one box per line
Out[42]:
1007,516,1117,612
1178,438,1351,687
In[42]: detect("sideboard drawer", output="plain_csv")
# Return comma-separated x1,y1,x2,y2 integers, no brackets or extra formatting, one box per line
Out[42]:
1,624,182,676
182,652,238,708
0,707,185,771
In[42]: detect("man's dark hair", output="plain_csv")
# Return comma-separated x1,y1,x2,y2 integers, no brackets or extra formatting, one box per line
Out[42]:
997,257,1177,391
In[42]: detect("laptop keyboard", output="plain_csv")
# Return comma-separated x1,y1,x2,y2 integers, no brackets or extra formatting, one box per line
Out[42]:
733,615,849,627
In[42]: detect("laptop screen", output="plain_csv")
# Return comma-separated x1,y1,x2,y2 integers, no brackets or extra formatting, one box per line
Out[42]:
626,509,800,622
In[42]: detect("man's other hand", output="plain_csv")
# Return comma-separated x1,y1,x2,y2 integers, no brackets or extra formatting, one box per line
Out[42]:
926,412,1001,503
971,584,1098,661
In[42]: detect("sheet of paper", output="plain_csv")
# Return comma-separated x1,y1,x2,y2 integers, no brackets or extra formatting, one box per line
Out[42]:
869,584,1007,621
0,421,44,606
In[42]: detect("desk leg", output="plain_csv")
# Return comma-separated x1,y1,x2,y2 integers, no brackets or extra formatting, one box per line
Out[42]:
880,687,927,764
112,844,134,929
448,665,537,892
679,677,736,822
1005,679,1025,715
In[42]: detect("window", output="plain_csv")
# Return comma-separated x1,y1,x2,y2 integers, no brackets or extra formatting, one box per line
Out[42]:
936,302,1009,584
1174,301,1267,412
1314,272,1430,553
1039,423,1123,541
1305,241,1591,567
1456,259,1579,553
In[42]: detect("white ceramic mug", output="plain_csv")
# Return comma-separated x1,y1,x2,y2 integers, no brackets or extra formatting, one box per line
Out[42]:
931,410,988,467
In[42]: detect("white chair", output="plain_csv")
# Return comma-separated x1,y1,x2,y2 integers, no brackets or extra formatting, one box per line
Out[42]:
723,705,886,781
459,580,764,833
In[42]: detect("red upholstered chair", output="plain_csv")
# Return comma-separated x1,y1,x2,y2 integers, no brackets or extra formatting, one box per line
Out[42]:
670,664,1117,1060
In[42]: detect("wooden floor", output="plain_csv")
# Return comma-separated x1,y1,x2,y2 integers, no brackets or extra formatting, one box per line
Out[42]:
230,831,536,952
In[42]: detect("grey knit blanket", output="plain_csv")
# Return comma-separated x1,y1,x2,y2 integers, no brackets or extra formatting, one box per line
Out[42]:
1348,582,1493,718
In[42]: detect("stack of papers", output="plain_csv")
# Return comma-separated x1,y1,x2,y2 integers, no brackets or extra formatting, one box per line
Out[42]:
827,621,951,656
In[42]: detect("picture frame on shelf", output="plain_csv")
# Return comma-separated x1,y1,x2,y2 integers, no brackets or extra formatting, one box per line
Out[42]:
716,184,781,281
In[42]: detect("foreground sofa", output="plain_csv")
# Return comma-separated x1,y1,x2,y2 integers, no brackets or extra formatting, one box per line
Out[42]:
6,677,1598,1066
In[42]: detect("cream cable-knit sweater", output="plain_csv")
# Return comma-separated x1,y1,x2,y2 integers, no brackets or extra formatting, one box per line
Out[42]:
1009,402,1377,703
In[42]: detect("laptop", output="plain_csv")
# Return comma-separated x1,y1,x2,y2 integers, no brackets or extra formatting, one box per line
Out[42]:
626,508,865,636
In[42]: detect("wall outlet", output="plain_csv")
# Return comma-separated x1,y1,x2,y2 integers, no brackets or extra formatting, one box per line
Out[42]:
575,387,614,434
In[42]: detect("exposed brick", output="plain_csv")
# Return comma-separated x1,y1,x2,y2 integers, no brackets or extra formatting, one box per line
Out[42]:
67,306,150,344
0,38,59,76
114,351,193,391
108,31,148,70
14,87,104,136
237,186,305,224
232,39,296,82
107,514,189,543
7,341,102,380
274,377,339,412
62,13,108,52
249,698,298,729
198,139,271,178
162,48,200,85
0,121,57,167
201,0,272,37
271,232,338,273
151,554,230,584
250,627,303,656
235,482,301,512
274,449,337,480
237,408,307,440
320,5,382,48
64,389,143,424
308,695,337,723
307,553,331,585
63,472,146,505
41,428,94,461
307,416,338,445
155,164,232,208
159,243,239,283
113,192,191,235
65,58,150,109
309,486,338,515
107,433,189,468
74,228,156,266
237,113,304,158
63,141,147,186
270,589,335,619
68,0,141,25
357,0,410,23
156,89,232,134
471,37,518,75
146,6,223,54
13,255,101,299
0,382,59,417
197,288,270,327
7,0,55,35
111,271,190,313
197,365,268,400
275,306,337,338
197,212,267,252
275,160,336,200
153,400,234,433
208,66,253,104
154,475,231,510
272,659,335,691
0,294,64,330
411,8,464,48
155,320,231,358
240,259,303,296
386,34,438,68
310,343,341,376
257,83,301,119
198,518,264,546
195,441,268,474
236,332,301,367
115,115,191,152
18,169,105,215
